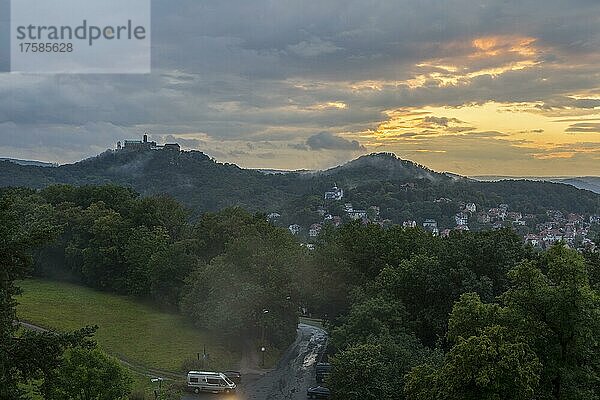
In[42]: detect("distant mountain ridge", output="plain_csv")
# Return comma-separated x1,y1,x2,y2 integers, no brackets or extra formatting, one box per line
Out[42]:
552,177,600,194
0,150,598,226
0,157,58,168
473,176,600,194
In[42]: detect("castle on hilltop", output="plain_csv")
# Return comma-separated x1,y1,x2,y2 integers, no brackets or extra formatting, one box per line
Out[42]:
117,133,180,152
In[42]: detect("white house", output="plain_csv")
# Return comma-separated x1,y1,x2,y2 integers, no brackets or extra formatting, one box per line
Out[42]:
324,185,344,201
455,212,468,226
348,210,367,220
267,212,281,221
288,224,301,235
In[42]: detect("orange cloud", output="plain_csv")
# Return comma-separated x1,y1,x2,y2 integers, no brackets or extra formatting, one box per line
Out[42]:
471,35,538,58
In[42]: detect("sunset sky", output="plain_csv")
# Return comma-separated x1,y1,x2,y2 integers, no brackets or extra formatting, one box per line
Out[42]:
1,0,599,176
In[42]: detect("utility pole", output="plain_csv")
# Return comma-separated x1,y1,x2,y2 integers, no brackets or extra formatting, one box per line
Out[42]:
151,377,163,400
261,309,269,368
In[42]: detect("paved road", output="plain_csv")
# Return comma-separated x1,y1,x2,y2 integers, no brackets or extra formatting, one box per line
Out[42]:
182,324,327,400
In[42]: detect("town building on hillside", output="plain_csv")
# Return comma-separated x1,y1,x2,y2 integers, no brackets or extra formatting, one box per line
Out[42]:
492,221,504,229
455,212,469,226
403,220,417,228
423,219,439,235
489,208,507,221
507,211,522,221
348,210,367,220
400,183,416,191
324,185,344,200
477,212,491,224
267,212,281,221
163,143,181,151
423,219,438,229
309,223,322,237
288,224,301,235
465,202,476,213
525,234,540,247
344,203,354,213
118,133,181,152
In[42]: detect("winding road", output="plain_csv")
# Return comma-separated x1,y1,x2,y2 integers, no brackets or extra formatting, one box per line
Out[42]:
19,321,328,400
182,324,328,400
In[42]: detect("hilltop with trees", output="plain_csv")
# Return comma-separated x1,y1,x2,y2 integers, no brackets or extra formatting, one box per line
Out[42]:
0,151,598,230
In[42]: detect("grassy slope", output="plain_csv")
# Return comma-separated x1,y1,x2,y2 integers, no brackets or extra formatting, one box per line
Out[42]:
16,279,238,374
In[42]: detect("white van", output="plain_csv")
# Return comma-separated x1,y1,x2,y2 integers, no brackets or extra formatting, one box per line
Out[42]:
187,371,237,394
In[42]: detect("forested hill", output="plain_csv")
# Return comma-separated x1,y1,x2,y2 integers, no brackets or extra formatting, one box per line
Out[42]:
0,150,598,225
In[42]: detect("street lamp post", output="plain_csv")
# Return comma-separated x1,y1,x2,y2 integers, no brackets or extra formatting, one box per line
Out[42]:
151,377,163,400
261,309,269,368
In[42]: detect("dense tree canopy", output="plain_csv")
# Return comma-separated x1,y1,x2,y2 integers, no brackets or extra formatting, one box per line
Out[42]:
0,189,129,400
1,183,598,399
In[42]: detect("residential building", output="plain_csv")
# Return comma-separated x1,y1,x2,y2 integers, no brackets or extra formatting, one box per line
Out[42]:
348,210,367,220
455,212,468,226
267,212,281,221
324,185,344,201
423,219,439,235
288,224,301,235
309,223,322,237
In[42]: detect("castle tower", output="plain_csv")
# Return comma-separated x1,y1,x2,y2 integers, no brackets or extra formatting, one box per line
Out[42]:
117,141,122,150
143,133,148,143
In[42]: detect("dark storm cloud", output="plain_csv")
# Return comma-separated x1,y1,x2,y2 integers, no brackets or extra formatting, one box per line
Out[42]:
565,123,600,134
0,0,599,166
420,117,464,127
306,132,366,151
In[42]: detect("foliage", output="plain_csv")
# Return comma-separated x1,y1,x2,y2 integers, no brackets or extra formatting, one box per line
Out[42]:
501,246,600,399
181,208,309,347
405,326,541,400
331,335,437,400
1,151,598,225
317,223,528,346
407,245,600,400
36,185,191,305
47,347,132,400
0,189,61,398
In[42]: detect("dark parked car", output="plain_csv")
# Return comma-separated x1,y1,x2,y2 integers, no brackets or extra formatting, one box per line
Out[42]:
223,370,242,384
307,386,330,399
